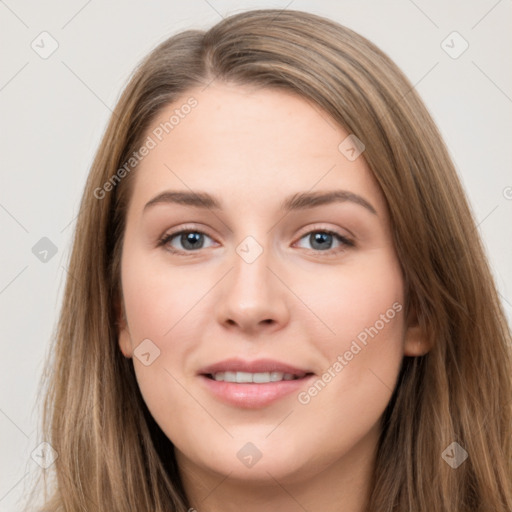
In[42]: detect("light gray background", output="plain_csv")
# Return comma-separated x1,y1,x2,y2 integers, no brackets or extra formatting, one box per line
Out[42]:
1,1,511,509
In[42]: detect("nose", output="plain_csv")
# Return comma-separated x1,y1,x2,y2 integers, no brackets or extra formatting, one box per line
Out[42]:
215,239,290,335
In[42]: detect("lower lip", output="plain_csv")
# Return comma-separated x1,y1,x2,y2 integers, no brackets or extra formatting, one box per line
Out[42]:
199,374,314,408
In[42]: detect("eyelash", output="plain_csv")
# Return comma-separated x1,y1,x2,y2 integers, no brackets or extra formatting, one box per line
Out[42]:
158,224,354,257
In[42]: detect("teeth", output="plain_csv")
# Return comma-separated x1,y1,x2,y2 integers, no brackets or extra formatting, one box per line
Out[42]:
212,371,299,383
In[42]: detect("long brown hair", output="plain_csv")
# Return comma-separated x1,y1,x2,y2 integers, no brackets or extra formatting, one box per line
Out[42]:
29,9,512,511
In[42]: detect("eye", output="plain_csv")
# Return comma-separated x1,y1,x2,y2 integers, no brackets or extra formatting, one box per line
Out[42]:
159,229,217,254
294,229,354,254
158,226,354,256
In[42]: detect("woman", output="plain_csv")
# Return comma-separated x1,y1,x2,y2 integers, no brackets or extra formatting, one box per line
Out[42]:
31,9,512,511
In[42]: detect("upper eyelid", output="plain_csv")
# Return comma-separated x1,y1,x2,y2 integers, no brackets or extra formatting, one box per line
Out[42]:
294,223,352,240
162,224,217,241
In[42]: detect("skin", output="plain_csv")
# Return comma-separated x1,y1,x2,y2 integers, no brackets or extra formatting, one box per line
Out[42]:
118,82,429,512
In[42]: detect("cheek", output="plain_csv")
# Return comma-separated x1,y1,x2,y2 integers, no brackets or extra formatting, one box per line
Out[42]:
297,253,405,406
120,249,211,405
121,249,205,343
299,253,404,349
121,254,200,432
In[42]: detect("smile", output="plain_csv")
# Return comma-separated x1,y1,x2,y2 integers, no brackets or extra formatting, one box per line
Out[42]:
198,358,315,408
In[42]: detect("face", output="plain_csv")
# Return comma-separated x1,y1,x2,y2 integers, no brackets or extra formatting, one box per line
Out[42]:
118,82,426,487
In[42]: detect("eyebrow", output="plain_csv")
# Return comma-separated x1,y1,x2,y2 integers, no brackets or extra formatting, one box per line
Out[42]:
143,189,377,215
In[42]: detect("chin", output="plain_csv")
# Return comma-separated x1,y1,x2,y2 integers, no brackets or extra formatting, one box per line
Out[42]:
180,434,323,483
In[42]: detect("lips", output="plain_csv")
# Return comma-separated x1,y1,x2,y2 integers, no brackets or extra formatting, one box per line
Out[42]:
197,358,315,408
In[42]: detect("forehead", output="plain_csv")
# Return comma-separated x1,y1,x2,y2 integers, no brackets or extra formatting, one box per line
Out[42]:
128,82,387,216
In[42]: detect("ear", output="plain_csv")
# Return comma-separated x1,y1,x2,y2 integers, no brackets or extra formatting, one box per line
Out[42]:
403,303,432,357
115,299,133,358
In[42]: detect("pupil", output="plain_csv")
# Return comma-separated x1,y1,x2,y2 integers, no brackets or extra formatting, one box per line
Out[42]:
182,232,203,250
311,232,332,250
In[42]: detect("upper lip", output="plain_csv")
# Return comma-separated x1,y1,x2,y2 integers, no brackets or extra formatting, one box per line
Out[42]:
198,358,313,377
